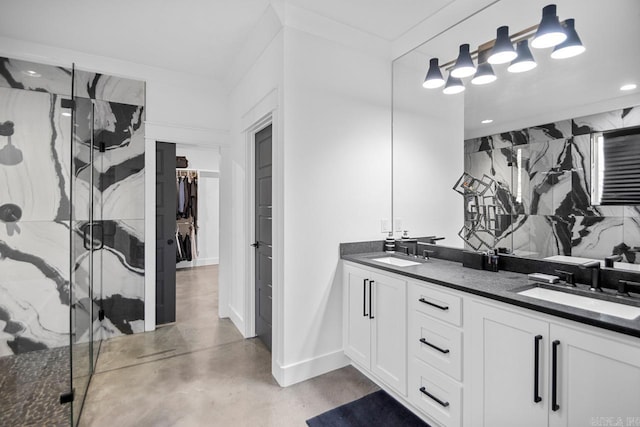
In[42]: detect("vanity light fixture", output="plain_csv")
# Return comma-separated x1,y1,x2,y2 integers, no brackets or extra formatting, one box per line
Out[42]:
488,26,518,65
443,72,465,95
508,40,537,73
481,119,493,124
421,4,582,91
620,83,637,91
451,44,476,78
531,4,567,49
551,19,585,59
61,112,72,117
423,58,445,88
471,62,497,85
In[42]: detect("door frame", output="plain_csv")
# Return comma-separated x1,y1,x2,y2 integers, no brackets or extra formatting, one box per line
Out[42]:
144,124,229,331
245,115,273,340
244,107,284,382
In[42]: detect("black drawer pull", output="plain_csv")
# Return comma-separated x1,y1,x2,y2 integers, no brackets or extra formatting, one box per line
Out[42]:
419,298,449,311
419,387,449,408
369,280,375,319
534,335,542,403
419,338,450,354
363,279,368,317
552,340,560,411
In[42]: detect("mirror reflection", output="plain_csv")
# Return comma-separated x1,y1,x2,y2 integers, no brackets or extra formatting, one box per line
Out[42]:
392,0,640,271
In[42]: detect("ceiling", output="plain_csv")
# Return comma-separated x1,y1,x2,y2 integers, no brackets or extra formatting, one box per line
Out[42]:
0,0,458,82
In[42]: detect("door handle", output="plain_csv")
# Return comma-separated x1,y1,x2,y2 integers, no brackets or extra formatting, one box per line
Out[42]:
82,223,91,251
534,335,542,403
167,239,174,245
552,340,560,411
363,279,368,317
251,241,260,248
368,280,375,319
94,221,104,250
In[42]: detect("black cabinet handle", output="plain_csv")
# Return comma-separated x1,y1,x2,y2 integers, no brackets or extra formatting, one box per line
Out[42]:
534,335,542,403
369,281,375,319
167,238,174,245
363,279,368,317
419,387,449,408
419,338,450,354
552,340,560,411
418,298,449,311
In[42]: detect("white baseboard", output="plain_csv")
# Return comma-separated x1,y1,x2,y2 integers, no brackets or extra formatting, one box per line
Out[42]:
273,349,349,387
228,304,246,337
176,257,219,269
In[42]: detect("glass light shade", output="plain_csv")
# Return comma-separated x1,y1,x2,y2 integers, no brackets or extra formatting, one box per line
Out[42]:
471,63,497,85
508,40,537,73
488,26,518,65
451,44,476,78
531,4,567,49
443,73,465,94
423,58,445,88
551,19,585,59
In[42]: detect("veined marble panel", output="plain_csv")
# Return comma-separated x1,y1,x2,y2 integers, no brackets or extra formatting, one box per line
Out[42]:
573,109,625,135
622,106,640,128
621,217,640,264
74,70,145,106
571,216,624,259
0,87,70,221
0,221,71,356
0,57,71,96
528,120,572,144
0,57,145,106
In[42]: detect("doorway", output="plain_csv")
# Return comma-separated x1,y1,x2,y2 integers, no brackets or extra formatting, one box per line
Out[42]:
254,124,273,351
155,141,221,326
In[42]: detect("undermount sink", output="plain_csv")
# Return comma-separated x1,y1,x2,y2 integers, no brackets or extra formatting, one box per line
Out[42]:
372,256,421,267
517,286,640,320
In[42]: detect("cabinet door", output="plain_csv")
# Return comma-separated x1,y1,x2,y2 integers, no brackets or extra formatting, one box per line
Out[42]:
343,264,371,367
371,271,407,395
549,324,640,427
469,301,549,427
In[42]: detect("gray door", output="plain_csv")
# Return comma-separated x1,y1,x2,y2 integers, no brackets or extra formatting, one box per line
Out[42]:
254,125,272,351
156,142,176,324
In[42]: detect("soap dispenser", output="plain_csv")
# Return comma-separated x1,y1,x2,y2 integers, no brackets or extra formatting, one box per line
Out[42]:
384,232,395,253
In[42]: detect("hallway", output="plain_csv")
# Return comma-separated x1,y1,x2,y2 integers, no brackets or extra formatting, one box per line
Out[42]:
79,265,377,426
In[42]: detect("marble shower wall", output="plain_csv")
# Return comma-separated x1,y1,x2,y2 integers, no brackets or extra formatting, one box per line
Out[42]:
464,106,640,263
0,57,145,356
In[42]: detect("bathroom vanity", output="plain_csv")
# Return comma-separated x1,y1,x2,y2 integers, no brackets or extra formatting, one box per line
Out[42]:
341,250,640,427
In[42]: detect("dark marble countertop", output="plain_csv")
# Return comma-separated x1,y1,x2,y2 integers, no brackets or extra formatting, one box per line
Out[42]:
342,252,640,339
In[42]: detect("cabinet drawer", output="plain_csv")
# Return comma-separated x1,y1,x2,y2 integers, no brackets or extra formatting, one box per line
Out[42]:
410,311,462,381
409,358,462,427
409,281,462,327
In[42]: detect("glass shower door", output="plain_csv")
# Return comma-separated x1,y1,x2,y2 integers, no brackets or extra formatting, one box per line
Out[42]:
69,88,102,423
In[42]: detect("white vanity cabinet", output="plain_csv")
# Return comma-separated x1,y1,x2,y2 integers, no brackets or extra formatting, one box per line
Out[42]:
469,300,640,427
408,281,465,427
343,262,407,395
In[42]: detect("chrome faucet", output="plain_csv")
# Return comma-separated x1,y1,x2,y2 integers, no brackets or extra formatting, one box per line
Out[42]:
580,261,602,292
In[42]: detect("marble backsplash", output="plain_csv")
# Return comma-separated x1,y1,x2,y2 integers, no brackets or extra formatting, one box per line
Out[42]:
464,106,640,263
0,57,145,356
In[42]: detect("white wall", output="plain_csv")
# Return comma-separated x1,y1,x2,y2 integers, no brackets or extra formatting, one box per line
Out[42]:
279,26,392,382
219,11,284,338
176,145,221,267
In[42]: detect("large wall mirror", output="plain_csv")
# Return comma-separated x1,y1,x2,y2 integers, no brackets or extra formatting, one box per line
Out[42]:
392,0,640,269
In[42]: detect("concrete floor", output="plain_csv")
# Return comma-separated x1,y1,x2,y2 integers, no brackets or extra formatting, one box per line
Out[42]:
79,265,377,426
